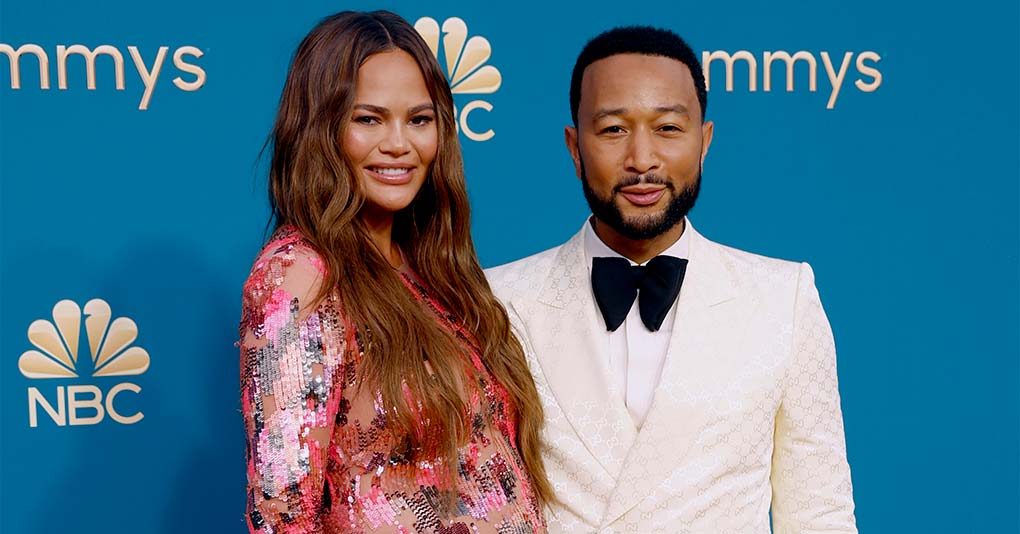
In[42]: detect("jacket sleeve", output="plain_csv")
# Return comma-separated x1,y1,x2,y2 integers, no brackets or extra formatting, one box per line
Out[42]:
771,262,857,533
239,246,347,534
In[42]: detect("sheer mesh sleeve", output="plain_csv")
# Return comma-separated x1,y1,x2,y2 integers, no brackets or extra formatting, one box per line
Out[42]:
239,241,348,534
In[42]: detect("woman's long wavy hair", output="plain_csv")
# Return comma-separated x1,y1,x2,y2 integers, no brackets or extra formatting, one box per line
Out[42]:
265,11,552,505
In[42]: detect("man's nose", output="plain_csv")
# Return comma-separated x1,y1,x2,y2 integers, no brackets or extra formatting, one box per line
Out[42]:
623,129,660,175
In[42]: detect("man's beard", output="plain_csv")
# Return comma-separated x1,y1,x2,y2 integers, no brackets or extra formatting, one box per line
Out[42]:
581,163,701,240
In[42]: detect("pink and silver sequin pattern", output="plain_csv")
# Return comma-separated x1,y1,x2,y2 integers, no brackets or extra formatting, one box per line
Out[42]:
240,227,545,534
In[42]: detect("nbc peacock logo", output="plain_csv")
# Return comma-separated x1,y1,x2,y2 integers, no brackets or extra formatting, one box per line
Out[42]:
415,17,501,142
18,299,148,428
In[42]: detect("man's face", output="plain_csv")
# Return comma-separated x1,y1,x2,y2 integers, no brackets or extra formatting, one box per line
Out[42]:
566,53,713,240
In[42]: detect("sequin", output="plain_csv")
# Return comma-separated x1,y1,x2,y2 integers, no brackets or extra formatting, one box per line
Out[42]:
240,227,545,533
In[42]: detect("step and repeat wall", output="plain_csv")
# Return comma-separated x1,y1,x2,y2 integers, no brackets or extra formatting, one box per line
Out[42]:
1,1,1017,532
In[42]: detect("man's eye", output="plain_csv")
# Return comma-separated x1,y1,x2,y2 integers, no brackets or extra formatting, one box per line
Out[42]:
659,124,683,132
600,125,625,134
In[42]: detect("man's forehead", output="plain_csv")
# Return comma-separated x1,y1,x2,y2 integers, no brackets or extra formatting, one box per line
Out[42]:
587,54,697,92
579,53,698,111
584,53,694,82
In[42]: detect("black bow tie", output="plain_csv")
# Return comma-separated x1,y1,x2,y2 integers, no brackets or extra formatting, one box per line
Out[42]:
591,255,688,332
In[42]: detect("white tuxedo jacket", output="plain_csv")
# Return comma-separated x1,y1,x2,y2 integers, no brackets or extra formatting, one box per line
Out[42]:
485,222,856,534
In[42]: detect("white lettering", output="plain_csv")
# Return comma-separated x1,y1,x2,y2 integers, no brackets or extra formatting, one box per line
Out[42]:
28,386,65,427
763,51,817,92
0,43,49,89
172,46,206,91
128,46,168,111
459,100,494,141
702,50,758,92
67,385,104,425
56,44,124,90
106,383,143,424
821,51,854,109
855,51,882,92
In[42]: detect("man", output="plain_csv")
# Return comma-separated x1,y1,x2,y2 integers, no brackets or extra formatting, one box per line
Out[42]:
486,27,857,533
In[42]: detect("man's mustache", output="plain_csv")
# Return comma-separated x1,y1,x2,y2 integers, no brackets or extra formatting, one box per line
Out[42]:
612,174,674,193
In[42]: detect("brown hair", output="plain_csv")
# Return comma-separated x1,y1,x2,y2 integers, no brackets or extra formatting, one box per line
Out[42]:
265,11,552,505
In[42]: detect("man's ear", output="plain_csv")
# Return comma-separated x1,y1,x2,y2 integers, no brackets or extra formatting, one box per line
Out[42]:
565,125,582,179
700,120,714,168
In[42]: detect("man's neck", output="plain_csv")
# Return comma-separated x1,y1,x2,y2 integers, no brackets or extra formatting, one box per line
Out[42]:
592,218,685,264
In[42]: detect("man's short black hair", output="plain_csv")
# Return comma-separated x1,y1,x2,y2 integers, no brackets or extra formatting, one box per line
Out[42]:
570,26,707,125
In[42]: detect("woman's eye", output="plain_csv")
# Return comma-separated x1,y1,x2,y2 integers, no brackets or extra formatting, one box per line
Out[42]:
410,115,434,126
353,115,379,124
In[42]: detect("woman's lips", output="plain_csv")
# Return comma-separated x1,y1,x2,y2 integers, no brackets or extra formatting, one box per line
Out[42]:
618,187,666,206
365,166,415,185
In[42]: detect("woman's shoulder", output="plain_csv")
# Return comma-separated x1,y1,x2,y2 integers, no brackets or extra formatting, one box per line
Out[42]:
250,225,326,275
240,225,330,328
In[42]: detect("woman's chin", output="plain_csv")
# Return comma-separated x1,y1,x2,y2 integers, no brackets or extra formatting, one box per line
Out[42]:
361,196,418,218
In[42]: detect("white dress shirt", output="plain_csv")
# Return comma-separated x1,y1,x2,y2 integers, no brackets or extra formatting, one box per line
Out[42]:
583,218,690,427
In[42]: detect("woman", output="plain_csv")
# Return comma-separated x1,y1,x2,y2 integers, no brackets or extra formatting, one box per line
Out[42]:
239,10,551,533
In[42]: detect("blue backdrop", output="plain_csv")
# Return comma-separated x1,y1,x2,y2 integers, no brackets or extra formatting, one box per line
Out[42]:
1,1,1017,532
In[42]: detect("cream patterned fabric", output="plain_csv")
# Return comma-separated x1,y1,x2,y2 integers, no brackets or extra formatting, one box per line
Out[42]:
485,221,857,534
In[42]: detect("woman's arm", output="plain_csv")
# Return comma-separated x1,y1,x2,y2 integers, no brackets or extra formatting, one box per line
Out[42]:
240,244,347,533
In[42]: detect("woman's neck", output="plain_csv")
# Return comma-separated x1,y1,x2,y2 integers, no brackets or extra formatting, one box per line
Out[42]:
361,210,402,269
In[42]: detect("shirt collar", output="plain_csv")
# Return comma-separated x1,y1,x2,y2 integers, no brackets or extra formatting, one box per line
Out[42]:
583,216,692,273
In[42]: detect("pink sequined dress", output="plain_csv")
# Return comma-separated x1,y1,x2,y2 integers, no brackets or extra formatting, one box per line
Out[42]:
239,227,546,534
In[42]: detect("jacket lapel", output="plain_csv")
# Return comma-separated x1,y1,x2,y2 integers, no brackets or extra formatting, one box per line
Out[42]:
511,228,637,478
601,225,749,525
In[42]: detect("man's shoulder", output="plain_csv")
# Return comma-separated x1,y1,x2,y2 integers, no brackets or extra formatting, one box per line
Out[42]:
697,233,809,292
484,243,564,300
710,238,801,271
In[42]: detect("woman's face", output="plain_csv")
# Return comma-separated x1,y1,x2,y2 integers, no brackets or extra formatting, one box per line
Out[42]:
344,49,439,221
